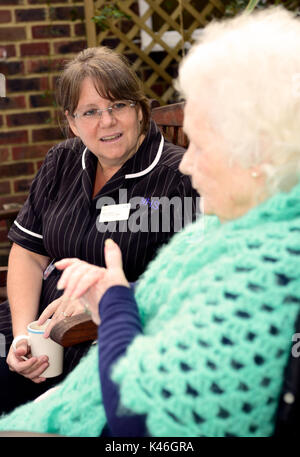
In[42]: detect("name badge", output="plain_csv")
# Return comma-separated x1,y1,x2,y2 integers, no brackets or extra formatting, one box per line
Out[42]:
99,203,131,223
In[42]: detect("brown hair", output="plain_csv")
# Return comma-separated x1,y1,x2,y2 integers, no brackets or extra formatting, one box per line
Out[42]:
56,47,151,135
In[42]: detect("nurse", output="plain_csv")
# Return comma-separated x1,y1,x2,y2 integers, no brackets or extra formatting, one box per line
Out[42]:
0,46,198,414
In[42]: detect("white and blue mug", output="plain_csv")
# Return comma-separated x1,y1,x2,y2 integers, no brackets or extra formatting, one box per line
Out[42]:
12,319,63,378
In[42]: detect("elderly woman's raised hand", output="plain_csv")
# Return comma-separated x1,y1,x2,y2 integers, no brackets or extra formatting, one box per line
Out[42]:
54,239,129,325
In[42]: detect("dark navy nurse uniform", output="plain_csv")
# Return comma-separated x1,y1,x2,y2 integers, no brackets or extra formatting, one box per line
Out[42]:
0,120,199,414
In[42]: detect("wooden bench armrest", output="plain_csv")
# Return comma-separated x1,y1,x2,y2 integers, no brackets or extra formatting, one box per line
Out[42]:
0,266,97,344
50,313,97,347
151,101,184,126
151,102,187,147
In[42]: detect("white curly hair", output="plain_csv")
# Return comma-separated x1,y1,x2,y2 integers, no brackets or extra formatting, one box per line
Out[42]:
177,6,300,194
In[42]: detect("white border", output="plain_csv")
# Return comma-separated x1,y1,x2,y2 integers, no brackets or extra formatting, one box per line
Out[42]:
14,220,43,239
125,134,164,179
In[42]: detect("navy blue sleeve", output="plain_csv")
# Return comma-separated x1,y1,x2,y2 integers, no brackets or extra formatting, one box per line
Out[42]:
98,285,147,437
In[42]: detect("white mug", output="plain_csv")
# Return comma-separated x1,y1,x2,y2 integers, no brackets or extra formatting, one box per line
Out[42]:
12,319,64,378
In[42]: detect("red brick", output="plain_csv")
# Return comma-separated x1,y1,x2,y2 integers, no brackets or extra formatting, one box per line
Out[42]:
74,23,85,37
0,180,11,194
36,160,44,170
50,6,84,21
53,40,86,55
0,10,12,23
26,59,50,74
7,77,49,92
32,24,70,39
0,130,28,146
12,144,51,160
0,27,26,42
30,92,55,108
0,195,27,209
0,61,24,76
14,178,33,193
39,77,50,91
0,162,34,178
7,111,51,127
0,95,26,110
0,0,24,4
26,58,64,74
15,8,45,22
20,42,49,56
0,47,6,60
52,75,60,88
32,127,63,142
0,228,10,244
0,148,10,163
1,45,16,58
0,221,7,231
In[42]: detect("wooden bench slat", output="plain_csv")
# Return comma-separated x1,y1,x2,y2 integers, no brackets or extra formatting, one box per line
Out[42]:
151,102,184,126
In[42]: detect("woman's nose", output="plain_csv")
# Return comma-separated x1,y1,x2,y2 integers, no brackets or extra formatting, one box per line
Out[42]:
98,109,116,127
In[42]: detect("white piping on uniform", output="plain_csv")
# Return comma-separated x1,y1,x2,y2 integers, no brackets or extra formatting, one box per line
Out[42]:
125,134,164,179
82,147,87,170
14,220,43,239
81,134,164,178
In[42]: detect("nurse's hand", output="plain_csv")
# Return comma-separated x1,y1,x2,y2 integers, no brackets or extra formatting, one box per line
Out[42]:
37,296,85,338
6,341,49,383
55,239,129,325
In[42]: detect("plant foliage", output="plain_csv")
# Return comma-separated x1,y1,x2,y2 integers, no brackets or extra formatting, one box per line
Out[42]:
92,3,131,31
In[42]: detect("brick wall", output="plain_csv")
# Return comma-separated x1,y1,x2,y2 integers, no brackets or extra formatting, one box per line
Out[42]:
0,0,87,250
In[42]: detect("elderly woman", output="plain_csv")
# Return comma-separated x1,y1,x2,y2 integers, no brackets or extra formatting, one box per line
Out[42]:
0,46,197,414
0,7,299,437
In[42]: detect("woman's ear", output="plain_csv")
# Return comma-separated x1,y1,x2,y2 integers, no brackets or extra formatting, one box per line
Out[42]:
65,110,79,137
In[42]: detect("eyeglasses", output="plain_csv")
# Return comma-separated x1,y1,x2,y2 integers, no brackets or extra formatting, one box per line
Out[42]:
73,100,137,124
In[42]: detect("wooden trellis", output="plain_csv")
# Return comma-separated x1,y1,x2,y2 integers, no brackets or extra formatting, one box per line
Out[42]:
84,0,225,105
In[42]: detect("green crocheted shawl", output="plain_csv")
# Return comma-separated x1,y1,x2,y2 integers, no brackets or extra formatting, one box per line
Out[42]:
1,182,300,437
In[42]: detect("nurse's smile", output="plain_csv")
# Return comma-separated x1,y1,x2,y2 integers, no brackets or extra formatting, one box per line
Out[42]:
100,132,123,143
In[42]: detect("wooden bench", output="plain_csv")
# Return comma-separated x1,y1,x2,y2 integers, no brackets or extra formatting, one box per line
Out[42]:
0,101,186,347
150,101,187,148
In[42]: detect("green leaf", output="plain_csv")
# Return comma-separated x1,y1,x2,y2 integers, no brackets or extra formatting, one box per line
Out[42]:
245,0,261,13
92,3,131,30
